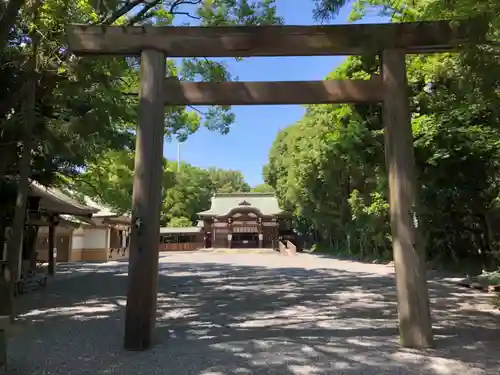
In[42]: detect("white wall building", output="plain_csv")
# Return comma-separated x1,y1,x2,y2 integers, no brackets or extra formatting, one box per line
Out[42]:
36,192,131,263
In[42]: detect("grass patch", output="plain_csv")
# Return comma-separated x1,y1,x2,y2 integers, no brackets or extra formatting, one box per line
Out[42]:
493,294,500,309
478,270,500,285
474,270,500,310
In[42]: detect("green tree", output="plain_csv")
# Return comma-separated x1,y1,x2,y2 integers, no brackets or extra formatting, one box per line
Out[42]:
1,0,282,287
70,151,252,227
207,168,251,193
64,150,137,214
162,163,213,224
1,0,282,195
266,1,500,270
168,217,194,228
252,183,275,193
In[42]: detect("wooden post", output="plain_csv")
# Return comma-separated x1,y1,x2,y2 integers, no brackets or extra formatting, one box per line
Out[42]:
47,220,56,276
381,49,433,348
124,49,166,351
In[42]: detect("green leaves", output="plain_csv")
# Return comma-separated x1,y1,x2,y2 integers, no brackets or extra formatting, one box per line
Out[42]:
69,150,251,226
161,165,250,224
198,0,282,26
1,0,283,205
252,183,274,193
168,216,195,227
312,0,349,22
266,1,500,267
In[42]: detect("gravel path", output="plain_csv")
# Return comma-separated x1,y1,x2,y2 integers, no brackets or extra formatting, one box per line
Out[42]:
6,251,500,375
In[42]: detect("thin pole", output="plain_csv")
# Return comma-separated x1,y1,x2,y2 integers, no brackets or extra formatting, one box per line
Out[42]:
48,218,56,276
177,141,181,172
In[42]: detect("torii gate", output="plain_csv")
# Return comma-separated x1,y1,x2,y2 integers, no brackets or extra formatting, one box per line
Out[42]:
66,19,485,351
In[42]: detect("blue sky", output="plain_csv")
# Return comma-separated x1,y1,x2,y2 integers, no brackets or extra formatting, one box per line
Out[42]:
163,0,383,187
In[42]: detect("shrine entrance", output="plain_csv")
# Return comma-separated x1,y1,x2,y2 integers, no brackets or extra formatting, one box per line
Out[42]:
66,19,485,351
232,233,258,248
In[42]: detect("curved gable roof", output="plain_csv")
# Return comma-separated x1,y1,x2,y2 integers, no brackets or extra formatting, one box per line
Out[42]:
30,181,98,217
198,192,286,217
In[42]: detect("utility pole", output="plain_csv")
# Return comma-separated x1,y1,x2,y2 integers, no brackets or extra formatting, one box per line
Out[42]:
177,141,181,172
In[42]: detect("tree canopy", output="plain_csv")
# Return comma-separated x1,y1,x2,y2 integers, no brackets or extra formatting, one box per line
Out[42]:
264,0,500,271
0,0,282,185
252,183,275,193
0,0,279,277
69,149,250,226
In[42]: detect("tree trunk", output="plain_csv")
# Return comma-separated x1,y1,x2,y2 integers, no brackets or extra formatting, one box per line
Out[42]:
0,143,16,178
5,1,40,285
5,87,35,283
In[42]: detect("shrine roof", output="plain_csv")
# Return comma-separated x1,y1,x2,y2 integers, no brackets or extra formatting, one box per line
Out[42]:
197,192,287,217
30,181,98,217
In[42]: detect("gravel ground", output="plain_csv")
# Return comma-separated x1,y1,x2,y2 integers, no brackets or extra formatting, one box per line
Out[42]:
6,251,500,375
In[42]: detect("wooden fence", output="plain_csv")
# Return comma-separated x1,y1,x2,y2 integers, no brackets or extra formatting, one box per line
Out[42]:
159,242,199,251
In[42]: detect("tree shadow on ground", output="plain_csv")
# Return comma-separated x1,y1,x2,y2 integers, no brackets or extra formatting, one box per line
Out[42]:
6,254,500,375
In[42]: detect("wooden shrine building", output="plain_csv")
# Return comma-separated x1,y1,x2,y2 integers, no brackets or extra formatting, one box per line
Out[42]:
157,193,295,251
12,181,98,278
198,192,293,249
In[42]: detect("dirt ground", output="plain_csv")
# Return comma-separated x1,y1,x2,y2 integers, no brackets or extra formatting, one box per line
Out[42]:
6,251,500,375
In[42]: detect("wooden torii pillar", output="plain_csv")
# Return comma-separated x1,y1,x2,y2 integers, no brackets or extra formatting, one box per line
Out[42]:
122,49,166,350
381,49,432,347
66,20,484,350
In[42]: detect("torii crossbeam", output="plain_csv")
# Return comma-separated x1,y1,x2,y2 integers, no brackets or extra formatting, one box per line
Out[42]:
66,19,486,351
